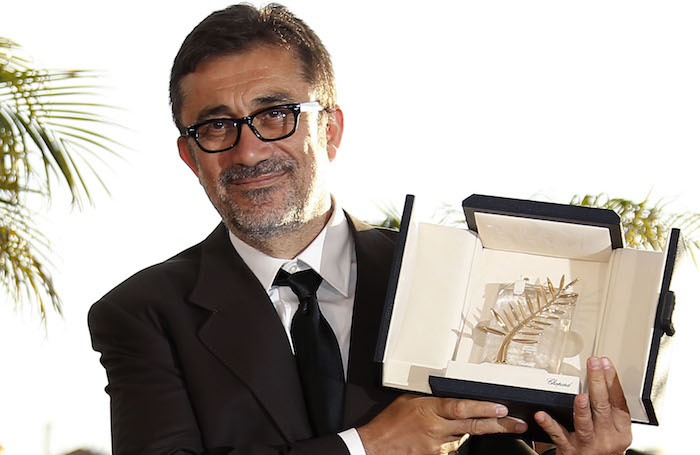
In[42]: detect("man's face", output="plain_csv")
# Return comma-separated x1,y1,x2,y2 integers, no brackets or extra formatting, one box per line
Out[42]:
177,45,343,242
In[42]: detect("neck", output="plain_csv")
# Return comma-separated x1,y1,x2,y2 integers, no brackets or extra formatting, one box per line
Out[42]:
230,206,333,259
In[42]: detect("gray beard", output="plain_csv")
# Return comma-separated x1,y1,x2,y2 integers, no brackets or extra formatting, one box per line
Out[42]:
211,156,310,243
219,186,305,239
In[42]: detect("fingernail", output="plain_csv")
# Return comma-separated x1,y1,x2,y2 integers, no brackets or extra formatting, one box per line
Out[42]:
589,357,601,370
534,412,545,423
601,357,612,369
578,394,590,408
495,405,508,417
516,422,528,433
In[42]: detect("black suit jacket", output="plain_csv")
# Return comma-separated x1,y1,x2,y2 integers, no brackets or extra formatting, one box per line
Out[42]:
89,216,537,455
88,216,401,455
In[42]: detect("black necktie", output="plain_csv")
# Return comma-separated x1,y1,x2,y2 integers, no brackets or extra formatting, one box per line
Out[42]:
274,268,345,435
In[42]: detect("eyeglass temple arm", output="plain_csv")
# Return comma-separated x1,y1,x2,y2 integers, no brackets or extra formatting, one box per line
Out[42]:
299,101,324,112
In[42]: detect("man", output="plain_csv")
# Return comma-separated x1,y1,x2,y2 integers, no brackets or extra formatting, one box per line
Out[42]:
89,4,633,455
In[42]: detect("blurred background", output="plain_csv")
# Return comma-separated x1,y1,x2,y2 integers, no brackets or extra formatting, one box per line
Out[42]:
1,1,698,453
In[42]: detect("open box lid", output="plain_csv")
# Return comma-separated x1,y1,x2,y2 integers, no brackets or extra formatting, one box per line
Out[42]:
463,194,624,257
375,194,679,433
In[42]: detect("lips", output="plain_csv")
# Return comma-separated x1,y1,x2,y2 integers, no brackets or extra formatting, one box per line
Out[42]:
230,170,287,189
218,157,296,190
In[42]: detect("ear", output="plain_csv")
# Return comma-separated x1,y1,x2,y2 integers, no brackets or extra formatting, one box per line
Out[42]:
178,136,199,176
325,107,344,162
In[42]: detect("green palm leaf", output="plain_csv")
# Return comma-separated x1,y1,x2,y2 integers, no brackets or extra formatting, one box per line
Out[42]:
1,37,124,321
571,193,699,261
1,37,123,207
0,204,61,322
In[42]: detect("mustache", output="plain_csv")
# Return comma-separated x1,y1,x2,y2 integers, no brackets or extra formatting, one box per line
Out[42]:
219,157,296,185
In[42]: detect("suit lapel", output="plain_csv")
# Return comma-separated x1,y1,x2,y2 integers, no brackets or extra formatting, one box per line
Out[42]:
343,215,400,427
189,224,312,441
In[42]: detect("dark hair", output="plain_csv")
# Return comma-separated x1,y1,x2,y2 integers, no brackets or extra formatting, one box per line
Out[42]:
169,3,336,132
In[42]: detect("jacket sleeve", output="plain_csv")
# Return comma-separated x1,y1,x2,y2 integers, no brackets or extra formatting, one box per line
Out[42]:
88,298,351,455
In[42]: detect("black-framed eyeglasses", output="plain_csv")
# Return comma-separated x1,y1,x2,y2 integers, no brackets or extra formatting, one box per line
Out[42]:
183,101,324,153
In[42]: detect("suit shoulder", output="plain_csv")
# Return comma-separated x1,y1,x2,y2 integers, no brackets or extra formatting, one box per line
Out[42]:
345,212,398,245
372,226,399,243
91,235,206,313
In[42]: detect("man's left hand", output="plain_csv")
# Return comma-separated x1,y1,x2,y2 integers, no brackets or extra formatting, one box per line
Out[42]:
535,356,632,455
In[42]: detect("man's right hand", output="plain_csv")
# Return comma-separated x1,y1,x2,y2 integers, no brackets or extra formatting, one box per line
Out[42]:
357,394,528,455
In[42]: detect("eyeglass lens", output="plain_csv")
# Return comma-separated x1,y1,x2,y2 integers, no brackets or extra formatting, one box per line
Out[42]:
196,106,297,152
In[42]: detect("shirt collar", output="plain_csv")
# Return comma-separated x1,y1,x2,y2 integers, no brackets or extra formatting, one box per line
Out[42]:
227,198,353,297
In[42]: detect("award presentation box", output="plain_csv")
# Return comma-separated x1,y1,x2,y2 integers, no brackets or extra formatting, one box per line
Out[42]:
375,194,679,442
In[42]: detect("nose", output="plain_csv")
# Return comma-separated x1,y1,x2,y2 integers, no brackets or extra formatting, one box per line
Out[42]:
227,123,272,167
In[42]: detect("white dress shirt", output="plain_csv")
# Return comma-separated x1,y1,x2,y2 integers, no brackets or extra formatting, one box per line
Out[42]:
227,200,367,455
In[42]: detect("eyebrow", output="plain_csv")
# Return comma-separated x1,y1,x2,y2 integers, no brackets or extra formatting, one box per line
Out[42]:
251,92,295,107
193,92,297,124
194,105,234,123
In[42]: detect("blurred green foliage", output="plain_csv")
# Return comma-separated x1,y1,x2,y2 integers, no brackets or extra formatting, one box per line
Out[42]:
1,38,122,323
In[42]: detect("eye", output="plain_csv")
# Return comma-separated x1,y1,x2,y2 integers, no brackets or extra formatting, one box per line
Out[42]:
199,119,235,137
262,109,288,120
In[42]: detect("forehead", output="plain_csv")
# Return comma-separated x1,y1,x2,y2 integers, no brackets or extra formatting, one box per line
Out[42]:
179,45,313,122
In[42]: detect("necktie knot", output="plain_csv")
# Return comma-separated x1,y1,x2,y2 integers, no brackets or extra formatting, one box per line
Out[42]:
274,269,323,313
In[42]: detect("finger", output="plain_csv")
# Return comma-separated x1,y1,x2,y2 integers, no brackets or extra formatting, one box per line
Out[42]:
435,398,509,420
601,357,630,413
535,411,573,452
600,357,616,389
447,416,528,436
572,393,595,444
587,356,613,424
600,357,631,432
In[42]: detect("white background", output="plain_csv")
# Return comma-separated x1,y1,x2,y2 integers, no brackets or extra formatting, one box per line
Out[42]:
1,1,698,453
